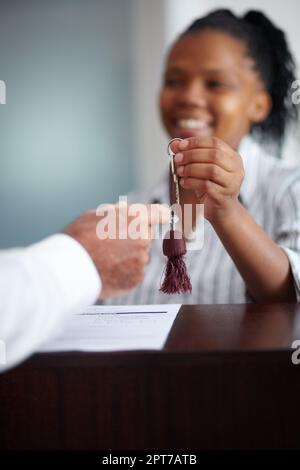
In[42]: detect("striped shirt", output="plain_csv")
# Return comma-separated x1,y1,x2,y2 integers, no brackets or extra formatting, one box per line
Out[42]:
104,136,300,305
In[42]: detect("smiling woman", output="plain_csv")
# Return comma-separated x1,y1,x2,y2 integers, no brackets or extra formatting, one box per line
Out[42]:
160,30,272,149
103,9,300,306
160,11,297,153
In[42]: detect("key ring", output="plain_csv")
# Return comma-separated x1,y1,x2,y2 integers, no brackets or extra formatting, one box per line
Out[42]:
167,137,182,156
167,138,182,184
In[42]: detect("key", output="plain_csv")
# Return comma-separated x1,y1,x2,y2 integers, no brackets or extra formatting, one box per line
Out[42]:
167,138,182,205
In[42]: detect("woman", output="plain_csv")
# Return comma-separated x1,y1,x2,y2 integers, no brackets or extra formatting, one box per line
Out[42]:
106,9,300,305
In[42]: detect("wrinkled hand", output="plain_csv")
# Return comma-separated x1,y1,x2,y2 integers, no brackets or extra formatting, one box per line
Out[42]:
172,137,245,223
64,204,169,299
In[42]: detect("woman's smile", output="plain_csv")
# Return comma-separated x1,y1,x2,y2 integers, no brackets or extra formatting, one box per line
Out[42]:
159,30,269,149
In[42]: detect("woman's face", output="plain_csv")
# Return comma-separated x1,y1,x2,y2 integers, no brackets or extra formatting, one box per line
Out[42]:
159,30,270,149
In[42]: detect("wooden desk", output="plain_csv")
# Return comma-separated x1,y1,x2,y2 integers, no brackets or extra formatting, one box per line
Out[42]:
1,303,300,450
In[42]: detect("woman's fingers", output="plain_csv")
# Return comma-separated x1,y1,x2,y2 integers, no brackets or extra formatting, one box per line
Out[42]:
180,176,224,193
174,147,235,173
176,162,231,187
177,136,235,154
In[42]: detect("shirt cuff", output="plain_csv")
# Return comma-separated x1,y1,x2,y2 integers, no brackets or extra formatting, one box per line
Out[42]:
25,233,102,309
280,246,300,302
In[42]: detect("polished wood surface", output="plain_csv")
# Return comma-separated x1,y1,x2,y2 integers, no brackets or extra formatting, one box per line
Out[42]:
1,303,300,449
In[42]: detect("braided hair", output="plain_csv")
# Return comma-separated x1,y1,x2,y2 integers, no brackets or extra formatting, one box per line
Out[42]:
181,9,298,155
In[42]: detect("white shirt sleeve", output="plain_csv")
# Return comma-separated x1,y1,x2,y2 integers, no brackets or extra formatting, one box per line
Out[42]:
0,234,101,372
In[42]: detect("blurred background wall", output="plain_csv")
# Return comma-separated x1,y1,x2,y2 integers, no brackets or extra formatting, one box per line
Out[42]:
0,0,134,247
0,0,299,247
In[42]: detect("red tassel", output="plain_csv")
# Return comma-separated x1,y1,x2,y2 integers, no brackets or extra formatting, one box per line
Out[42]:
160,230,192,294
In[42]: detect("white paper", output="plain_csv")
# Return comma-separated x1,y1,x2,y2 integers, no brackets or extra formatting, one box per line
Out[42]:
39,304,181,352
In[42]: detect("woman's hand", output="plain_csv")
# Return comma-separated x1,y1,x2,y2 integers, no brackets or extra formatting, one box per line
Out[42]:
172,136,245,224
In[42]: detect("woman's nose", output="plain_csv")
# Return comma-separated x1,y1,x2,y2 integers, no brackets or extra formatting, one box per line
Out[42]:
177,81,207,108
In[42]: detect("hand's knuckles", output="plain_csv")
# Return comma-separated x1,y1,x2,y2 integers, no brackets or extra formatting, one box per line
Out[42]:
115,260,145,288
211,136,222,148
140,252,149,265
209,148,220,163
203,179,212,192
209,165,220,180
137,238,151,249
192,137,202,148
184,165,192,177
191,138,197,148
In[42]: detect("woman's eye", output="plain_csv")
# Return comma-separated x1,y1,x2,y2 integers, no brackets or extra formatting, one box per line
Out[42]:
207,80,227,90
164,78,183,88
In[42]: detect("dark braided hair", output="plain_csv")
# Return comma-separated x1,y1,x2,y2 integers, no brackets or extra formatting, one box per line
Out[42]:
180,9,298,155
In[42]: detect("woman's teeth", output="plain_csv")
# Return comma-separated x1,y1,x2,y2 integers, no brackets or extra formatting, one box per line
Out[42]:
177,118,211,129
